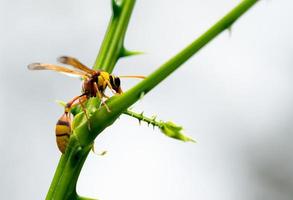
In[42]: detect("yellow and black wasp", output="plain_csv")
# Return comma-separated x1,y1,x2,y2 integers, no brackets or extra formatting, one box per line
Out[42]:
28,56,144,153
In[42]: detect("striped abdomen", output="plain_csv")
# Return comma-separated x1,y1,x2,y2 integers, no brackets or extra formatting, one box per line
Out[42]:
55,113,71,153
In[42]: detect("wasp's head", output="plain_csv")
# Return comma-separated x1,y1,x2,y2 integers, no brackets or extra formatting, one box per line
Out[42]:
109,75,122,94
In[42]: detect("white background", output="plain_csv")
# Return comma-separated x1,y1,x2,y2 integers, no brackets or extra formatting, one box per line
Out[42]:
1,0,293,199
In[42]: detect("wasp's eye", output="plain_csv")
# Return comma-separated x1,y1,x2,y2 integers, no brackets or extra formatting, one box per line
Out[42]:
109,75,115,86
114,77,120,87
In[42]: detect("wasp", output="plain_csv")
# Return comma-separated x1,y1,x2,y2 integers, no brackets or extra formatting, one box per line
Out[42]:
28,56,145,153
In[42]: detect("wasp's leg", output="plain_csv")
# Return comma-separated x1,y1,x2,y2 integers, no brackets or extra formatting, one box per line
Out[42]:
105,80,117,94
65,94,87,113
94,82,111,112
102,93,110,99
106,78,123,94
66,94,92,130
66,95,91,130
78,96,92,130
63,94,88,125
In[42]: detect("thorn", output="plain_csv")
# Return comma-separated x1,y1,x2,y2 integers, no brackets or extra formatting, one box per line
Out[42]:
140,112,144,122
112,0,121,16
128,107,134,111
120,47,144,58
99,150,108,156
151,116,157,129
159,120,164,129
139,92,145,100
228,25,232,37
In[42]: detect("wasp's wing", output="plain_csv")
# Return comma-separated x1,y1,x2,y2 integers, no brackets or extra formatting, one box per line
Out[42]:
28,63,87,77
58,56,95,75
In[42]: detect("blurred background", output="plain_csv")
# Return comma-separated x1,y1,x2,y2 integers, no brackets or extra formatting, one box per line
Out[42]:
1,0,293,199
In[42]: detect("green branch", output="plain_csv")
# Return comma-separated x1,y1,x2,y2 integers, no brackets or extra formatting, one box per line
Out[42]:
123,109,195,142
75,0,259,147
46,0,136,199
123,110,162,128
94,0,137,72
46,0,259,199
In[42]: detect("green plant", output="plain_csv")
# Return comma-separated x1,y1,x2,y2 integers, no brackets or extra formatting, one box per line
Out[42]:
43,0,259,199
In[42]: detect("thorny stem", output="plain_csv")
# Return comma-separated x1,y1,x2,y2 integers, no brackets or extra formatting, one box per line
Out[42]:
46,0,136,199
74,0,260,146
123,110,162,128
46,0,260,199
123,110,195,142
94,0,137,72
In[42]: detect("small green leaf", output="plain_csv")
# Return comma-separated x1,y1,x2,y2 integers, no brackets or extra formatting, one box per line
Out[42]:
160,121,195,143
55,100,66,107
72,111,87,130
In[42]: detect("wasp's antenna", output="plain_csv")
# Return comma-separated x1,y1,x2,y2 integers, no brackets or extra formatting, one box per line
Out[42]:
118,75,146,79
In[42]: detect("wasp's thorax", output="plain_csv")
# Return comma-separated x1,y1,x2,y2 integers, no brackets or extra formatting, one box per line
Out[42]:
82,70,122,97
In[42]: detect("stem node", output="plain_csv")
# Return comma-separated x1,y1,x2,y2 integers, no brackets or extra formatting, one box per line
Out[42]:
112,0,122,16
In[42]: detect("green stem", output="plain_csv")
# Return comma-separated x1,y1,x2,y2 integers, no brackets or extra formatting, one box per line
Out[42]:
46,0,136,199
123,109,162,128
46,0,259,199
94,0,136,73
123,110,195,142
46,136,92,199
74,0,259,147
113,0,260,107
